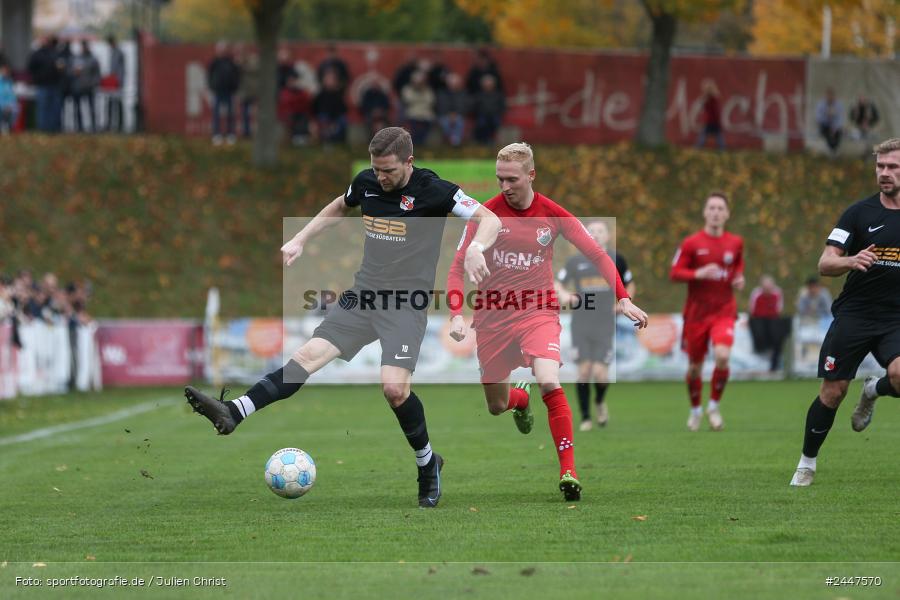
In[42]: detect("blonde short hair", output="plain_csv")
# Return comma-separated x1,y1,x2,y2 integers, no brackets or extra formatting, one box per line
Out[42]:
496,142,534,172
873,138,900,156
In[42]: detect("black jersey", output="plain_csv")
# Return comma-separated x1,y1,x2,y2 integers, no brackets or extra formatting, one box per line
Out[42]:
557,251,632,319
826,193,900,317
344,166,479,290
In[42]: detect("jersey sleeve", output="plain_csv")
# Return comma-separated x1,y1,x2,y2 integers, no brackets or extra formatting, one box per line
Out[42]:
669,239,695,282
447,187,481,220
825,204,857,252
557,209,629,300
732,236,745,277
446,221,478,317
343,170,367,208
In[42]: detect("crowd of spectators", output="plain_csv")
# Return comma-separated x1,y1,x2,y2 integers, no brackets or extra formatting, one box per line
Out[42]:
209,43,508,147
0,270,93,348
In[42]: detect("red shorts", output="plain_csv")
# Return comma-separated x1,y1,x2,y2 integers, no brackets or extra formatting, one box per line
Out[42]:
476,316,562,384
681,316,735,362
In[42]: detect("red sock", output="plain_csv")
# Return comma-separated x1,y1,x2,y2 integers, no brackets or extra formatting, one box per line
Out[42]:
687,376,702,408
507,386,529,411
542,387,576,478
711,368,730,402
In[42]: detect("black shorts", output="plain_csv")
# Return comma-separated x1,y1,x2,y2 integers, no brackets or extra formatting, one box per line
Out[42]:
817,314,900,380
571,317,614,364
312,289,428,371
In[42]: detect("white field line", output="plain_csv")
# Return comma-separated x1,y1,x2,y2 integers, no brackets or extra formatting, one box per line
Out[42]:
0,398,178,446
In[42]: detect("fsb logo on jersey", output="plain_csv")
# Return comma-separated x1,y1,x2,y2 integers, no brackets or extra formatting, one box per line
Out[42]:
363,215,407,236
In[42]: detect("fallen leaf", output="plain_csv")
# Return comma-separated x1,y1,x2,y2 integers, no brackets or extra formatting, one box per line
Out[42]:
520,567,536,576
52,487,61,493
469,507,478,512
567,505,577,510
632,515,648,521
124,429,131,433
729,517,739,521
472,566,490,575
624,554,633,563
336,460,344,465
33,562,47,568
85,555,96,561
140,469,154,479
538,444,545,450
1,561,7,568
55,465,68,472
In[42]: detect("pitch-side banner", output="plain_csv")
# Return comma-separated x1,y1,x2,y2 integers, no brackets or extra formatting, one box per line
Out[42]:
143,41,804,149
97,320,203,386
205,313,776,385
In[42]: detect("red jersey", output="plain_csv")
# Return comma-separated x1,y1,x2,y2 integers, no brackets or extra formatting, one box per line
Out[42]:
670,229,744,322
448,192,628,331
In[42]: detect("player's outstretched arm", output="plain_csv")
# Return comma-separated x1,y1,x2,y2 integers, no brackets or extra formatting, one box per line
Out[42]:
281,194,355,266
818,243,876,276
462,205,501,284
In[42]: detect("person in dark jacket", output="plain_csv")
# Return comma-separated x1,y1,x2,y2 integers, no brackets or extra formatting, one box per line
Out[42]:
207,41,241,145
27,36,64,132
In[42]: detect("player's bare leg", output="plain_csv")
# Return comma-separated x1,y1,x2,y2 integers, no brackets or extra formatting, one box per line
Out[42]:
707,345,731,431
533,358,580,501
686,361,703,432
591,361,610,427
791,379,848,487
185,337,338,434
382,365,443,508
852,357,900,431
575,361,593,431
484,380,532,434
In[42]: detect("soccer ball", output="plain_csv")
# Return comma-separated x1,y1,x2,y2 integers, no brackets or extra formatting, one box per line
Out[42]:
264,448,316,499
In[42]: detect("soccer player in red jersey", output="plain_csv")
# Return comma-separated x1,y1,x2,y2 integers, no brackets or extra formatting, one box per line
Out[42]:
670,193,745,432
446,143,648,501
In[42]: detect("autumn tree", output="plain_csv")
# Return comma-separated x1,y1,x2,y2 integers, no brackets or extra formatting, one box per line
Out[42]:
750,0,899,58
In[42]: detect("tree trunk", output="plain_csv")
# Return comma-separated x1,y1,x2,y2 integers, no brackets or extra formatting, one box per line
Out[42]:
1,0,33,73
250,0,287,168
635,6,677,148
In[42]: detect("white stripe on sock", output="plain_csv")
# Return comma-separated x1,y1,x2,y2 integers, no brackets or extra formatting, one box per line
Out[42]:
230,396,256,419
415,442,432,467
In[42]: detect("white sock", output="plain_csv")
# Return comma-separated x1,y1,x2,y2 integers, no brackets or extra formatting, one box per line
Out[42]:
707,400,719,412
865,377,879,399
229,395,256,419
415,442,433,467
797,454,816,471
690,406,702,417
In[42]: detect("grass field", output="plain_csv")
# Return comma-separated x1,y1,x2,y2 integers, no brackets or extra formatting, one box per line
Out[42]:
1,381,898,599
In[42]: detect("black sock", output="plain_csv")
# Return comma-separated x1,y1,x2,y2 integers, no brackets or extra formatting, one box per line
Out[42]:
576,383,590,421
391,390,430,452
594,382,609,406
230,360,309,422
875,377,900,397
802,396,837,458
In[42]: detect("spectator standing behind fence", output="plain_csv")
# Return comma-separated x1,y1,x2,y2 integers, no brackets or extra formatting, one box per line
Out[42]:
466,47,504,96
276,47,297,91
316,44,350,93
748,275,789,372
104,35,126,132
471,74,505,145
815,88,844,155
313,69,347,143
278,72,312,146
401,69,435,146
69,40,100,133
207,41,240,146
695,79,724,150
848,96,879,146
237,48,259,139
436,71,468,147
28,36,64,132
359,82,391,137
796,276,832,322
0,62,18,134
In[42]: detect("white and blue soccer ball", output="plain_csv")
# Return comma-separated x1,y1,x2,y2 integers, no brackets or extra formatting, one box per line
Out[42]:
264,448,316,499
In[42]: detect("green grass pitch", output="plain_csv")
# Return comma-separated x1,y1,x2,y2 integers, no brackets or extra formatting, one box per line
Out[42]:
1,381,898,599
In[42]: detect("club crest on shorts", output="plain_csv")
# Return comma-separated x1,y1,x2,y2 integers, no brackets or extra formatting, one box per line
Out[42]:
824,355,836,371
400,195,415,211
536,226,552,246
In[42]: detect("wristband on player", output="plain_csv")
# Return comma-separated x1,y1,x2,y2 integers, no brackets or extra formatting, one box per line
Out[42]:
469,241,486,253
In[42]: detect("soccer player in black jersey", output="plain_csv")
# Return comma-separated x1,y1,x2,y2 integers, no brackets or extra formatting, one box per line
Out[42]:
185,127,501,507
555,219,634,431
791,138,900,487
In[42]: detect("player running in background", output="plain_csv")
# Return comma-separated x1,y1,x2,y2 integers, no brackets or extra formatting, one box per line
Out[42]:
556,219,635,431
446,143,648,501
185,127,501,508
670,193,744,432
790,138,900,487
